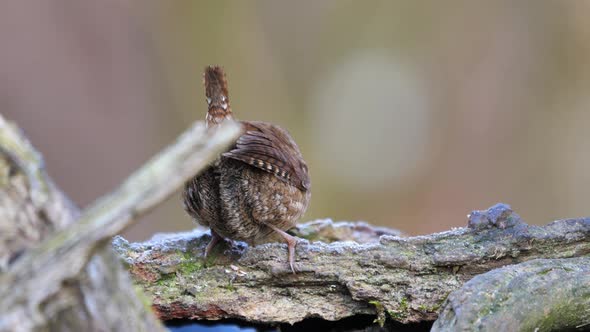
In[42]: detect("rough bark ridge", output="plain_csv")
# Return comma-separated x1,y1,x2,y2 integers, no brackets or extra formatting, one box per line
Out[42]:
0,115,241,331
0,116,162,332
114,204,590,325
432,256,590,331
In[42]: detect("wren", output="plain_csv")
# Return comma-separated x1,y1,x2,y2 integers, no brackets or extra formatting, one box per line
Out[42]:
182,66,311,273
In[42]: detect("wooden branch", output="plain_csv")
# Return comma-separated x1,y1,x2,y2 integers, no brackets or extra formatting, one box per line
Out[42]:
114,204,590,325
0,115,165,331
0,115,241,331
432,256,590,331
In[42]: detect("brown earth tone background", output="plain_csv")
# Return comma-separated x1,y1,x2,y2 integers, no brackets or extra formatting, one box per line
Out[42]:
3,0,590,241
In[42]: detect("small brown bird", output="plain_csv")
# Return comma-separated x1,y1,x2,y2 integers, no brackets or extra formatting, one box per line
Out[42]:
183,66,311,273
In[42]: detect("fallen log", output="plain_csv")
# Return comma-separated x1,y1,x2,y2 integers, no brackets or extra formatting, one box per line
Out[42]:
115,203,590,325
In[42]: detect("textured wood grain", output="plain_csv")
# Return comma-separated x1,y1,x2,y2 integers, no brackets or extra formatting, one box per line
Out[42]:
432,256,590,331
114,203,590,325
0,115,240,331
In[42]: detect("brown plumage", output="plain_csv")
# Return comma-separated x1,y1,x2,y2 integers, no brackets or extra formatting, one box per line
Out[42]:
183,65,311,273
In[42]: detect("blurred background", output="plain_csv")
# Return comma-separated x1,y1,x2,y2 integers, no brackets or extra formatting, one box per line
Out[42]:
3,0,590,241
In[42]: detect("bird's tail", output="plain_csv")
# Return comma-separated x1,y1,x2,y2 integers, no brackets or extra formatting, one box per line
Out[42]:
204,65,234,127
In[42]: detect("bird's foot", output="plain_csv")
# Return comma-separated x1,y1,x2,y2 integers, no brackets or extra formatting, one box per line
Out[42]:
265,223,299,274
285,234,298,274
204,229,223,258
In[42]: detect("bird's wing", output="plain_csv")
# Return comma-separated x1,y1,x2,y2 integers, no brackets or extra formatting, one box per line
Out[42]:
223,121,310,191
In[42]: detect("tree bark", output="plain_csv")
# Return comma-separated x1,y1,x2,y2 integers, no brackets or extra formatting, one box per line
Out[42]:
0,116,163,332
0,115,241,331
432,256,590,331
114,203,590,325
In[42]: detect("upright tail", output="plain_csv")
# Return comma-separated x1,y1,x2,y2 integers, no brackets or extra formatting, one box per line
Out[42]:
204,65,234,127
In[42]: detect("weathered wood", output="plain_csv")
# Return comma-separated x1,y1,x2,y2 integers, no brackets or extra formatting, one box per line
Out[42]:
114,204,590,325
0,115,164,332
432,256,590,331
0,115,241,331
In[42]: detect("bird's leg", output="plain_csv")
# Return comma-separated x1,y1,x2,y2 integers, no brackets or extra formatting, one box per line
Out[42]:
204,229,223,258
265,223,298,274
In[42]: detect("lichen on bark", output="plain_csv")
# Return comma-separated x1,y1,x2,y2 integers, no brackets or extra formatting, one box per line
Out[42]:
432,256,590,331
0,115,240,332
114,204,590,326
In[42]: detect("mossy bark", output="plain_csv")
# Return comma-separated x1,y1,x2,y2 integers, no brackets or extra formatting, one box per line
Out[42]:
0,116,164,332
0,115,240,331
114,204,590,326
432,256,590,331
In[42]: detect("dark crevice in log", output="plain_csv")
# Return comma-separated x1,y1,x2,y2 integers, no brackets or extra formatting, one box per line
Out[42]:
166,315,435,332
